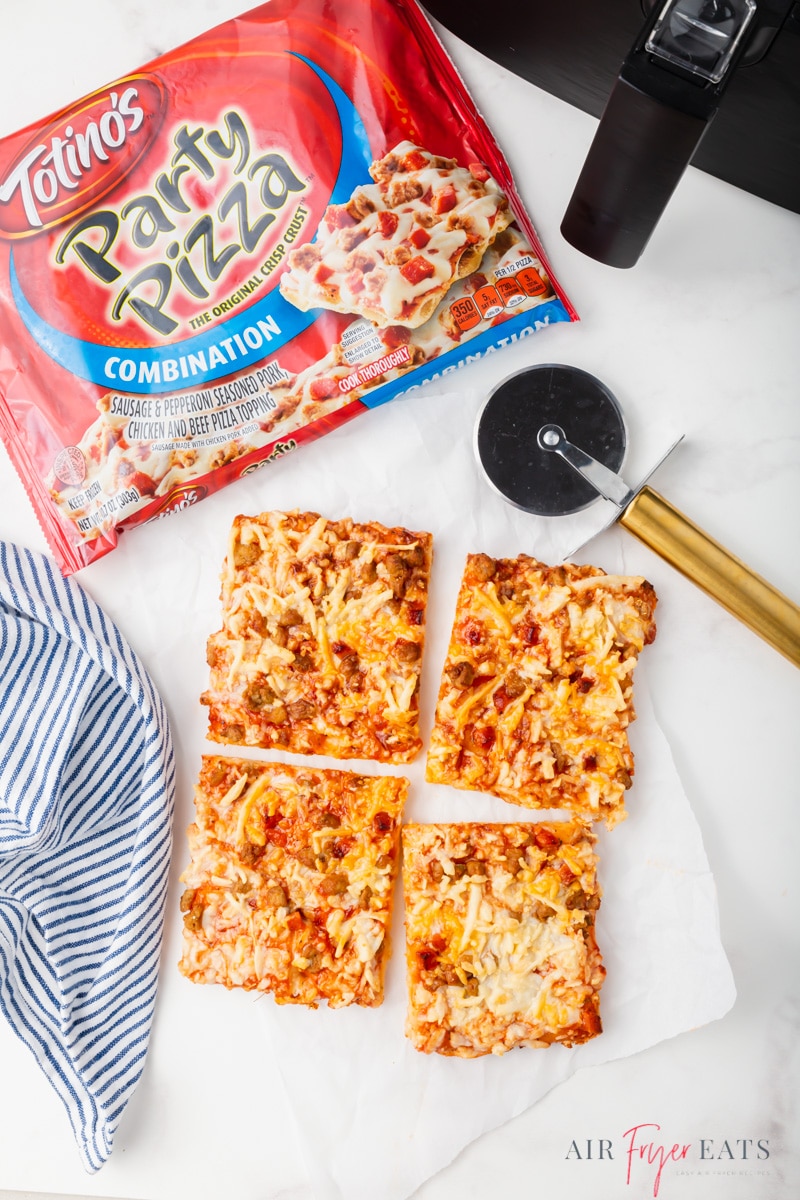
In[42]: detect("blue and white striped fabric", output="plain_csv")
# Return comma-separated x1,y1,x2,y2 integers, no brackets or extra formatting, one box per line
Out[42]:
0,541,174,1172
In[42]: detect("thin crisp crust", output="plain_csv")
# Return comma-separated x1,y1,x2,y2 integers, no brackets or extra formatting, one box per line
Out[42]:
426,555,657,827
179,757,407,1007
279,141,513,329
202,510,433,763
402,821,605,1057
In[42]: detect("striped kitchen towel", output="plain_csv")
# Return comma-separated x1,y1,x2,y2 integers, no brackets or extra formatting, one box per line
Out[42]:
0,541,175,1172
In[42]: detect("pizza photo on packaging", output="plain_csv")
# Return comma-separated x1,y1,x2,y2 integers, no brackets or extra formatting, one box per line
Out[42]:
0,0,577,574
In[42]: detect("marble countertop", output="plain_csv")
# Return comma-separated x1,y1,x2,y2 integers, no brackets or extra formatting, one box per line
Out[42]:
0,3,798,1200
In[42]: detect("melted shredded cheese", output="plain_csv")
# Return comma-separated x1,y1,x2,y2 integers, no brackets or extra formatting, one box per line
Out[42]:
179,757,408,1008
203,511,433,763
426,553,657,827
402,822,605,1057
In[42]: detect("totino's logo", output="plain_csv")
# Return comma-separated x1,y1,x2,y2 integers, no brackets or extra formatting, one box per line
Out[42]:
0,75,166,236
147,483,208,520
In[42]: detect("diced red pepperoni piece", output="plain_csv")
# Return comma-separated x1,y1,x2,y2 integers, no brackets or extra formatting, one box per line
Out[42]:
382,325,411,350
410,227,431,249
309,377,339,401
315,262,335,283
466,725,496,751
115,460,157,496
403,150,429,172
432,184,457,213
464,621,483,646
468,162,490,182
399,255,435,285
521,620,540,646
325,205,356,230
377,210,399,238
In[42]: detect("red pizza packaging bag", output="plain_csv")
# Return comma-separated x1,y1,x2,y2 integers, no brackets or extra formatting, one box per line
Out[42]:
0,0,577,574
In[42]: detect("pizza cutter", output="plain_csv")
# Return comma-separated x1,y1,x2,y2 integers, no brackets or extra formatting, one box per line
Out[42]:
475,364,800,668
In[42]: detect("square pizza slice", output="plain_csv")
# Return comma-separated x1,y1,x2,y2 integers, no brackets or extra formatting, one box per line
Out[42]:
279,141,513,329
179,756,407,1007
426,554,657,827
202,510,433,763
402,821,605,1056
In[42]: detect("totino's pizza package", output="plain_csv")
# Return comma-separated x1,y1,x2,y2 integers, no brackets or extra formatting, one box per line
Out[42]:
0,0,576,574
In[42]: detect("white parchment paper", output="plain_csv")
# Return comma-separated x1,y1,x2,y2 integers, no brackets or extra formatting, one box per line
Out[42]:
235,381,737,1200
0,343,737,1200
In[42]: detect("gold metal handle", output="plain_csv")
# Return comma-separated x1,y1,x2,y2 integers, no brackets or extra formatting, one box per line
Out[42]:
620,486,800,668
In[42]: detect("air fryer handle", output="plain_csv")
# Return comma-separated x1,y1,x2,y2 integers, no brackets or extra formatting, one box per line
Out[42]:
560,76,712,269
560,0,794,268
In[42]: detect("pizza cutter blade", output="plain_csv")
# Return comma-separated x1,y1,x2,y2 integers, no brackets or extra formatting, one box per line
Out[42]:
475,364,800,668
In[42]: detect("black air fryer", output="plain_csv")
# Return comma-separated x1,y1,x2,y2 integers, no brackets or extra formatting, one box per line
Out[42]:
423,0,800,266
